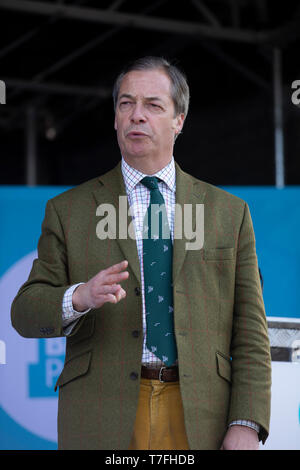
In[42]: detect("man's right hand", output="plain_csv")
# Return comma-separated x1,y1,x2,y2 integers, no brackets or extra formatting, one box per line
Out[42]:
72,260,129,312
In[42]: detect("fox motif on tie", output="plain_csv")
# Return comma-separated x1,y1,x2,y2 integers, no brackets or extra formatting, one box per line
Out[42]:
141,176,177,367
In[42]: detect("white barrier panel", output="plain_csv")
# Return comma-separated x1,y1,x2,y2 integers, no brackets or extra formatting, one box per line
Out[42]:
262,362,300,450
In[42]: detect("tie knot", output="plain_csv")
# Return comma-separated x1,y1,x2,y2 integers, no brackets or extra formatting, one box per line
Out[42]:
141,176,159,191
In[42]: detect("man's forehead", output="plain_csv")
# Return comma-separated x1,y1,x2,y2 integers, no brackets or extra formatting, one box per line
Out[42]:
118,69,172,97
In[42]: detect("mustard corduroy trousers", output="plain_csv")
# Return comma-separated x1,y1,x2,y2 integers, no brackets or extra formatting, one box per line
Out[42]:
129,378,189,450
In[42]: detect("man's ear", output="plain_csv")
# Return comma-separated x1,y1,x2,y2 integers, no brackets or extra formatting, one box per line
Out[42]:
172,113,185,134
114,116,117,131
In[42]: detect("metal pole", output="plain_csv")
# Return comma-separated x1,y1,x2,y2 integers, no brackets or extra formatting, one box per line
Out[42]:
25,106,37,186
0,0,265,44
273,48,285,188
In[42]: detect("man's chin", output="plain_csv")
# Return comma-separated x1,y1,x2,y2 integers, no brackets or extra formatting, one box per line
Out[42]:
124,148,150,160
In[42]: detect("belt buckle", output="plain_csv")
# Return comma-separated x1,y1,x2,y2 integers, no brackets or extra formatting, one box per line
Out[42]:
158,366,166,383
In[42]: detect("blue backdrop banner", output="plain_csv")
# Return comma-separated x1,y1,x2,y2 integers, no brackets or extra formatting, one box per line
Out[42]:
0,185,299,449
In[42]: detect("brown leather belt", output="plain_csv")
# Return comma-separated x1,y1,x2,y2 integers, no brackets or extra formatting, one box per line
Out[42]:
141,365,179,383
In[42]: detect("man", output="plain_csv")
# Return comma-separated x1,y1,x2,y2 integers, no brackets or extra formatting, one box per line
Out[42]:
11,56,271,450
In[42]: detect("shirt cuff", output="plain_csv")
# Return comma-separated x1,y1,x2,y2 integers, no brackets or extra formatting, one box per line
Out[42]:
229,420,260,433
62,283,91,327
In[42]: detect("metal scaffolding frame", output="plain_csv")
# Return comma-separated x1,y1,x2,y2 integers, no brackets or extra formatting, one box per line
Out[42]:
1,0,300,45
0,0,268,43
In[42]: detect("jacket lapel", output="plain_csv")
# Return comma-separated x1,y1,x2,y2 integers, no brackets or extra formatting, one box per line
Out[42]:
173,162,206,286
91,160,206,288
92,161,141,285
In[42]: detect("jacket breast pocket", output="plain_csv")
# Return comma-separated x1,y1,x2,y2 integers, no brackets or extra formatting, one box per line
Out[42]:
54,350,92,391
204,247,234,261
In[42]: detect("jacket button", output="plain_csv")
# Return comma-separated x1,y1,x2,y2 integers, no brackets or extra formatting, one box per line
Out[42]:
130,372,138,380
134,287,141,296
40,327,54,336
132,330,139,338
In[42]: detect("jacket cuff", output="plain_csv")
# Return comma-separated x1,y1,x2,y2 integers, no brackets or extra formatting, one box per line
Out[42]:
229,420,260,433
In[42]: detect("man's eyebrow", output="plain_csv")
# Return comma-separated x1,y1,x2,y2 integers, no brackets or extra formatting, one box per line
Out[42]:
144,96,164,102
119,93,134,101
118,94,165,102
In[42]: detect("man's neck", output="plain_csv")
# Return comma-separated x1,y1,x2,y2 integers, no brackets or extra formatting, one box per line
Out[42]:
122,155,173,175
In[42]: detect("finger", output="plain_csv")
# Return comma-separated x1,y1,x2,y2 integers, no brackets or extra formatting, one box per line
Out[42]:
105,260,128,275
105,271,129,284
96,284,121,295
105,293,126,304
115,287,126,302
103,293,118,304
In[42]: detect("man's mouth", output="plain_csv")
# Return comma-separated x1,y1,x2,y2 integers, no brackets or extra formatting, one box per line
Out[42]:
126,131,149,138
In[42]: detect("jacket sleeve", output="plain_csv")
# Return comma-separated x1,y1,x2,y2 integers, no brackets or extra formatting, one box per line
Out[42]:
228,202,272,444
11,198,71,338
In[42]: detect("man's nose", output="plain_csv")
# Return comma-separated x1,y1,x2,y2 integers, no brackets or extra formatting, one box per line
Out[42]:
130,104,146,123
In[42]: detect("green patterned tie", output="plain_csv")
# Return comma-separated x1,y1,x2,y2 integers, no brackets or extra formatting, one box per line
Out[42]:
141,176,177,367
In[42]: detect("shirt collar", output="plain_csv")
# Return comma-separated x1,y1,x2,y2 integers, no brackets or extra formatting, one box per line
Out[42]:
121,157,176,194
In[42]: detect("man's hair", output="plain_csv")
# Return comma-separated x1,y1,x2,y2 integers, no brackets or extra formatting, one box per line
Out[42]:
112,56,190,119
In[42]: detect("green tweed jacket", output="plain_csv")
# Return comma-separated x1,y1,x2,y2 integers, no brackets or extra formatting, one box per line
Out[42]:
11,161,271,450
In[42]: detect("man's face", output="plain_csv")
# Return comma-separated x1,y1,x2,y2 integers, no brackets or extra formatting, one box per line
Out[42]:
114,69,184,163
